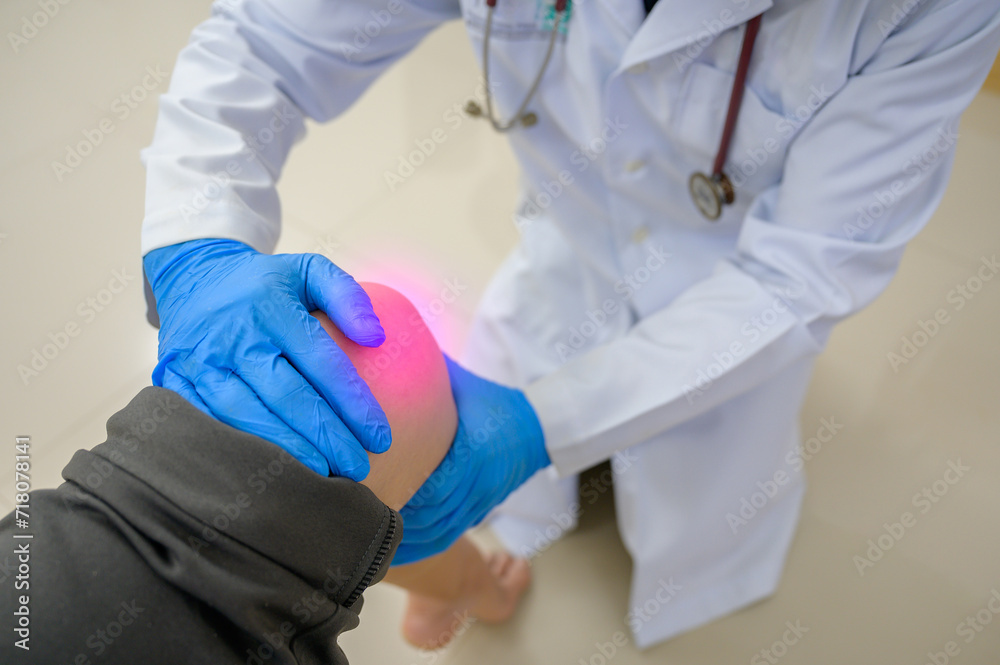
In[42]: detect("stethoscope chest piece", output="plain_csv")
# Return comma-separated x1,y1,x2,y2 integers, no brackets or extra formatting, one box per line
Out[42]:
688,14,763,221
465,100,538,128
688,172,734,221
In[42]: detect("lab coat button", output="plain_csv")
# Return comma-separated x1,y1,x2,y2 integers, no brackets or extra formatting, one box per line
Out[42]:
631,226,649,244
628,62,649,75
625,159,646,173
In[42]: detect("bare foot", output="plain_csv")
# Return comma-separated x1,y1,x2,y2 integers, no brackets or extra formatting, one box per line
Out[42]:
400,552,531,650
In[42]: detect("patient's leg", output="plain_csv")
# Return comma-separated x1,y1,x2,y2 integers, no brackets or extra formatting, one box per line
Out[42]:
313,282,456,511
312,283,529,649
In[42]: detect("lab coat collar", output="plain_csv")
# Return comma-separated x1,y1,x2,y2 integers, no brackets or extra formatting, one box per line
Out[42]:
615,0,773,73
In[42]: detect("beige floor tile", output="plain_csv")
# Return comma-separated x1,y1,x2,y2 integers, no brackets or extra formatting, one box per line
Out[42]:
0,367,155,497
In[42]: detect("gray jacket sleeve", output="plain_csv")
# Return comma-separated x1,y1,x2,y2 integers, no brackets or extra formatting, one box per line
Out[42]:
0,386,400,665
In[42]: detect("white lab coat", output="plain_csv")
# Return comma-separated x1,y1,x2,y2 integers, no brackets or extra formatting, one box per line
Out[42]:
140,0,1000,648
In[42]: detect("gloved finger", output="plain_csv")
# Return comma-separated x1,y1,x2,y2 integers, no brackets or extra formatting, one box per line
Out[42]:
182,361,332,476
390,544,427,566
442,354,490,424
407,486,496,540
158,363,213,417
398,360,478,514
400,469,474,525
467,492,504,529
395,515,466,547
286,253,385,347
394,515,469,560
399,455,480,528
399,431,474,508
235,344,373,479
404,451,467,509
264,299,391,455
443,354,475,398
391,533,459,566
390,547,425,567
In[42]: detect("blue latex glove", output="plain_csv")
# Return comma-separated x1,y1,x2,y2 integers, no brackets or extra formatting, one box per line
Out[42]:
144,238,391,479
393,356,550,564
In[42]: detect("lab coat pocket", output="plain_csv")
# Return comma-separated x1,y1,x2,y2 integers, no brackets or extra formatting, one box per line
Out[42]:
671,62,792,218
459,0,570,130
460,0,563,40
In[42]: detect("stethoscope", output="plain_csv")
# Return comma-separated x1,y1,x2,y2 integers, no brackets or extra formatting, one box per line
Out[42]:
465,0,569,131
465,2,763,221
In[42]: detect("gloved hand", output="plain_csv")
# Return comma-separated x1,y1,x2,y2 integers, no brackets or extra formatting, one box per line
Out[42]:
144,238,391,479
393,356,550,564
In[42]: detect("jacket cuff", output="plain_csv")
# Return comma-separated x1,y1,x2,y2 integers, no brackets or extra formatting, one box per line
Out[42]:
62,386,401,608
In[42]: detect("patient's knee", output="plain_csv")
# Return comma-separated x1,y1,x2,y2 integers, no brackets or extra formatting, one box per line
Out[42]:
312,282,457,510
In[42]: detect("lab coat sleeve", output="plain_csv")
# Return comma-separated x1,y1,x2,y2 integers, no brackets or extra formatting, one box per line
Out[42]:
525,1,1000,476
140,0,461,255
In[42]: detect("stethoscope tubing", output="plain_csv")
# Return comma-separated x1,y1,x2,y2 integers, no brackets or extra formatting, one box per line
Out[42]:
480,0,566,132
471,1,763,220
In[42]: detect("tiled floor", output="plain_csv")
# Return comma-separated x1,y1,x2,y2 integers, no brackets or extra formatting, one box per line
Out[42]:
2,2,998,663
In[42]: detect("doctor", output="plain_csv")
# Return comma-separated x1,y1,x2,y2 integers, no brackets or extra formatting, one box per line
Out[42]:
141,0,1000,648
